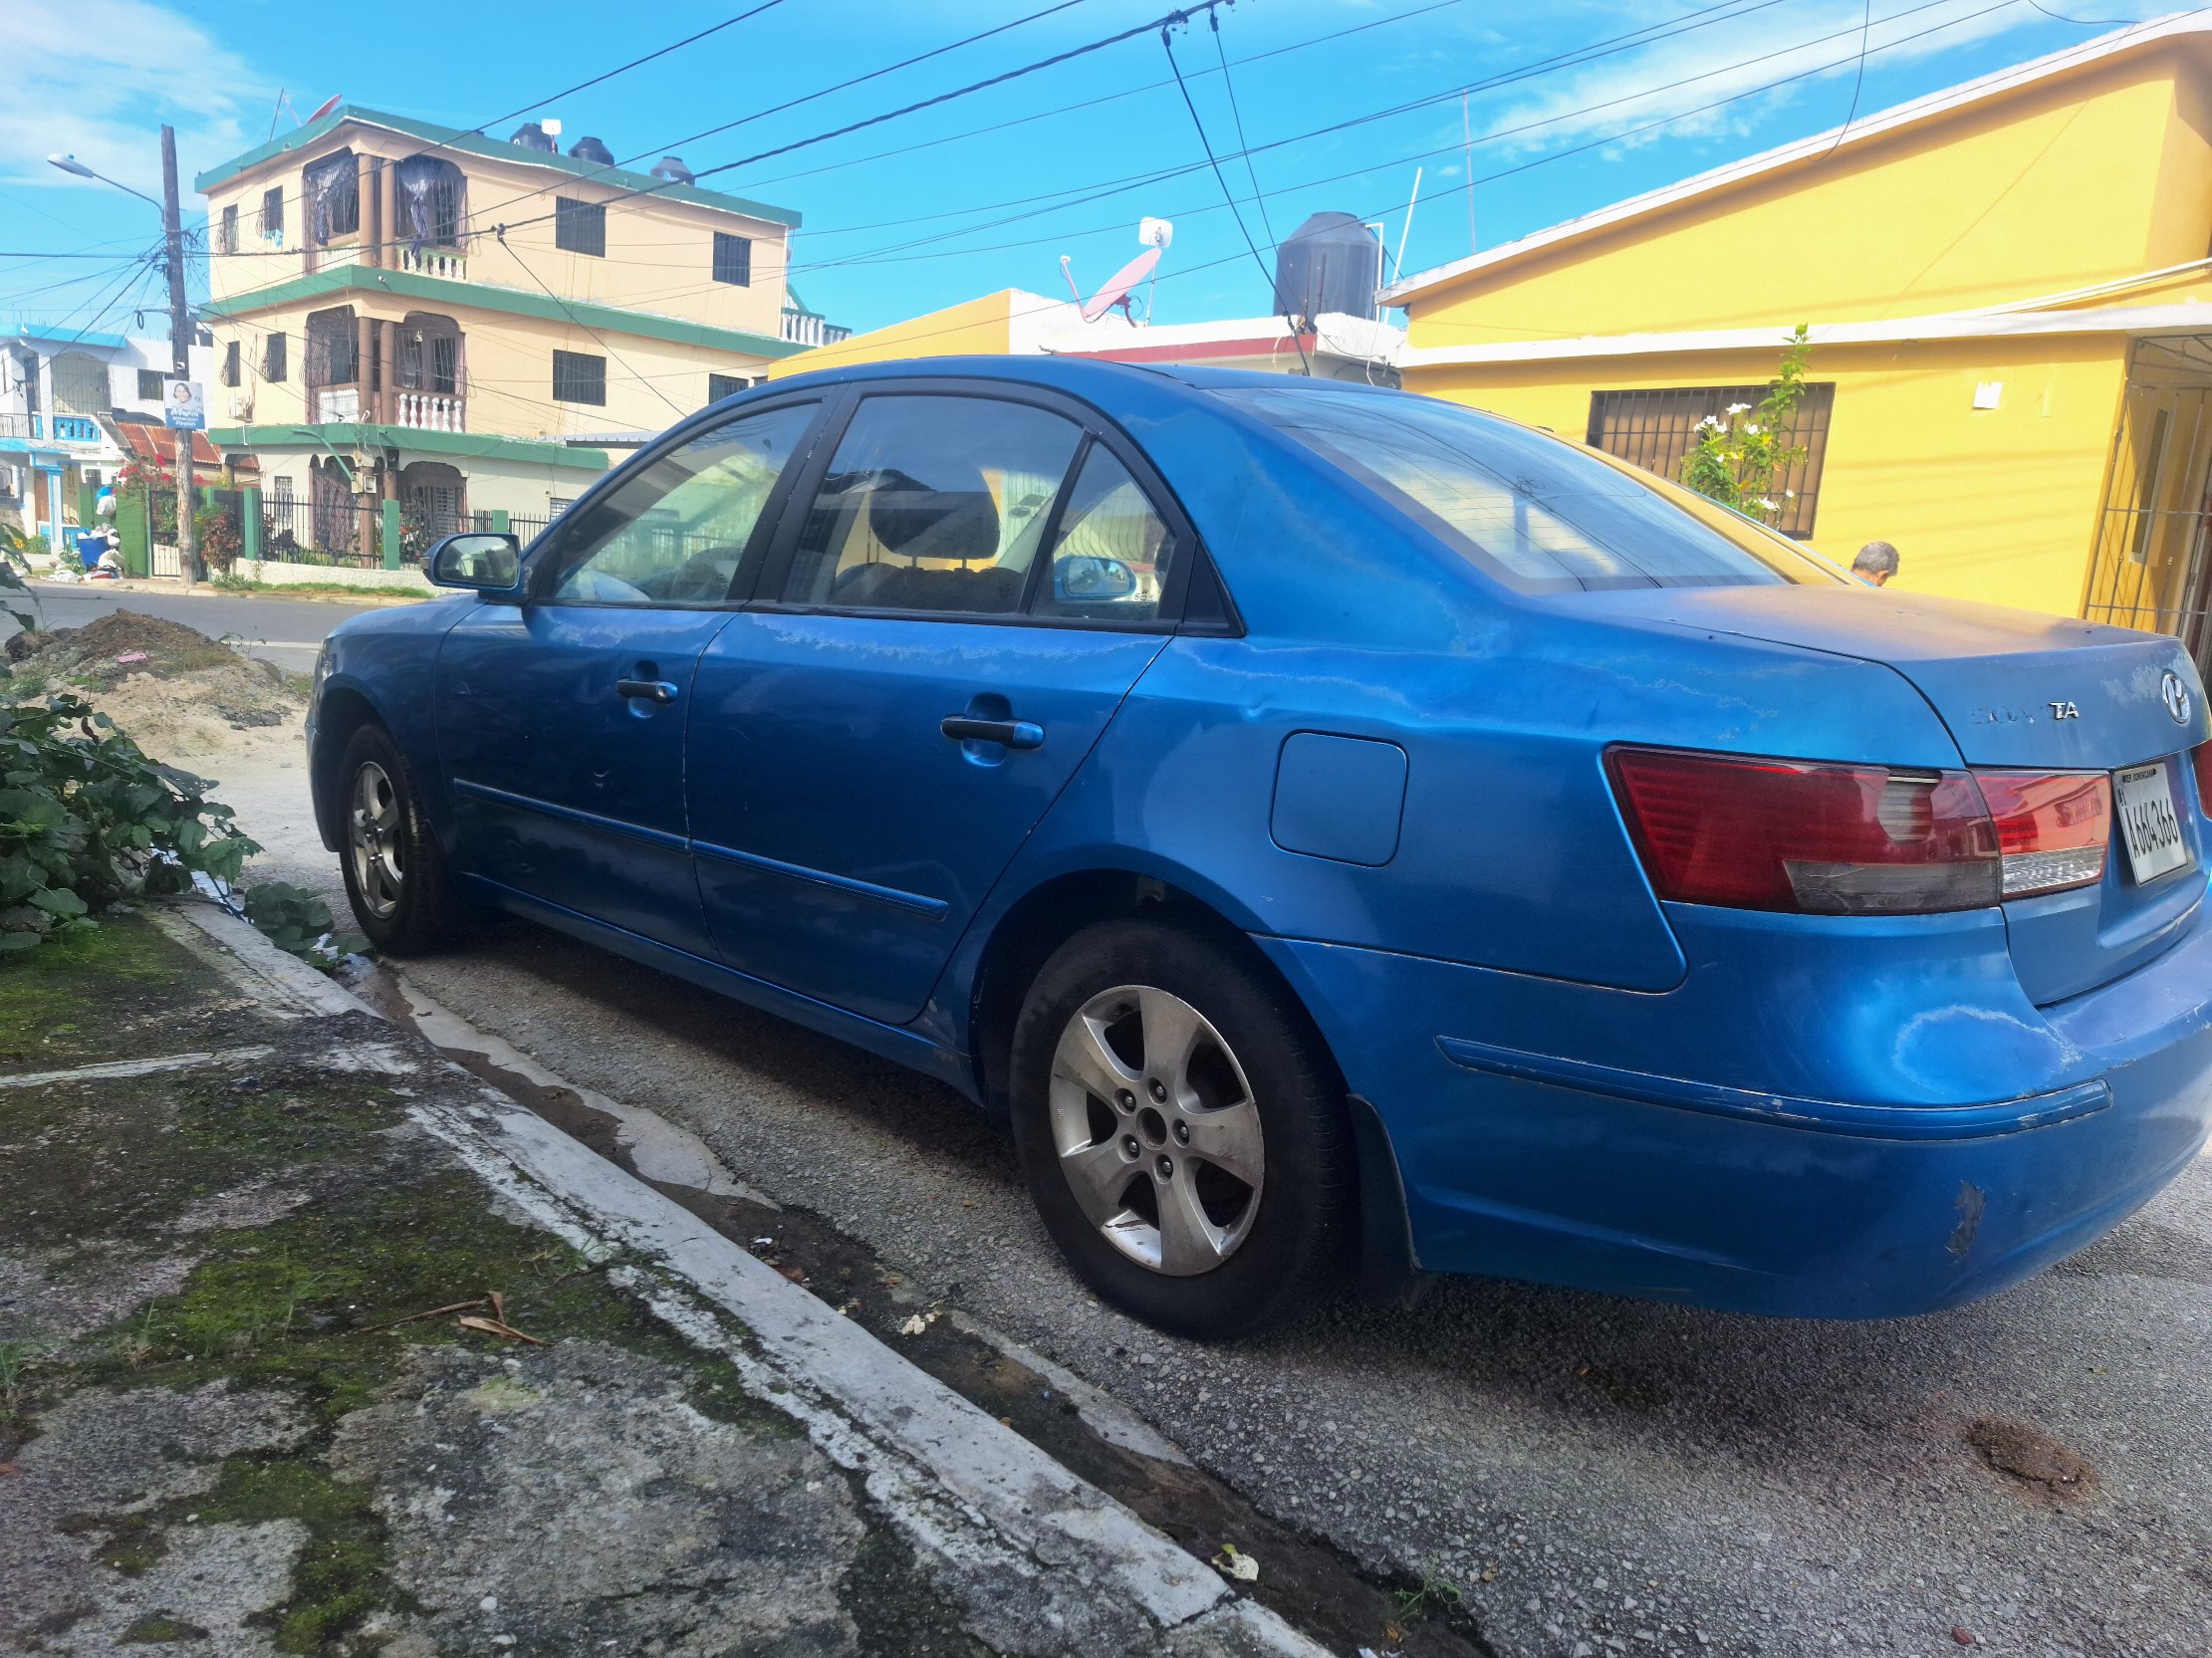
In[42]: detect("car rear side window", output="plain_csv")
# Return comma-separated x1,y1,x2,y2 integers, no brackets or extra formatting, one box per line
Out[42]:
780,394,1083,615
1034,445,1176,622
546,401,816,606
1217,385,1844,592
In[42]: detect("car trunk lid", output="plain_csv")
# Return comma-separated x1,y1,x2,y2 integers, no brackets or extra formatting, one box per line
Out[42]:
1580,585,2209,1002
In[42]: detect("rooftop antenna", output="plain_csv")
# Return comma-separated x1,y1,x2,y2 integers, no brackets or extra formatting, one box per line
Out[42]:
1059,219,1173,326
267,90,304,140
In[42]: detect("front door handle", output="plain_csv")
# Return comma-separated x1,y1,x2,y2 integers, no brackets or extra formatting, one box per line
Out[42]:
616,678,679,704
941,715,1044,750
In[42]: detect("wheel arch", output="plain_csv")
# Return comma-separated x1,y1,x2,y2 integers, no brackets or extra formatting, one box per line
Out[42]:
308,680,386,852
964,861,1419,1304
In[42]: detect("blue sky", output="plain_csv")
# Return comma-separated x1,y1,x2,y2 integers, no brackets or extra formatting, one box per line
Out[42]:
0,0,2157,341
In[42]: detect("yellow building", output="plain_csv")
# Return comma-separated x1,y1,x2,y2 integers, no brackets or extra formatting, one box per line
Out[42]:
195,107,843,553
1381,15,2212,674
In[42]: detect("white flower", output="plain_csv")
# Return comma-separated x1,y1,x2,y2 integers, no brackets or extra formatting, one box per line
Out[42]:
1785,489,1796,498
1697,414,1722,430
1743,422,1761,435
1757,498,1778,511
1726,402,1752,414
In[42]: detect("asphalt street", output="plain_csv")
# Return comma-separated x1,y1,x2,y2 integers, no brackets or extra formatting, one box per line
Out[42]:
7,581,412,672
213,762,2212,1658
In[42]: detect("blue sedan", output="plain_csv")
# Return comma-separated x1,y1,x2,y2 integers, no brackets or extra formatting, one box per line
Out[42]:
307,358,2212,1336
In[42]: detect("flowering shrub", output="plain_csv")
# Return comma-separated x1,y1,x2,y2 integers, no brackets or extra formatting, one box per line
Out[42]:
1679,325,1813,527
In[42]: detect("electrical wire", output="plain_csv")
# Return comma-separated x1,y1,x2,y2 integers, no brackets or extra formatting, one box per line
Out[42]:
1209,6,1279,253
495,230,693,416
469,0,795,136
1820,0,1875,162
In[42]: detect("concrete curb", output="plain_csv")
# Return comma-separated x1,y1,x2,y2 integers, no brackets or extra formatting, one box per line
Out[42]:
159,900,1335,1658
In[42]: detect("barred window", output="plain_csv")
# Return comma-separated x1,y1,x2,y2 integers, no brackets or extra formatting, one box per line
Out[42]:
265,333,288,382
303,149,360,244
555,197,607,257
136,368,165,401
260,186,284,241
707,372,750,403
712,232,752,287
221,341,240,387
553,350,607,406
219,204,238,255
1586,383,1835,538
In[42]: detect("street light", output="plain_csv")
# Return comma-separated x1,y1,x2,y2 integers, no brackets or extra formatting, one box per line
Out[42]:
45,140,199,589
45,153,163,211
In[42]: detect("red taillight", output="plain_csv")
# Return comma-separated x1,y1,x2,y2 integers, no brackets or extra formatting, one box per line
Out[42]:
1605,747,2110,915
2196,743,2212,818
1974,771,2108,897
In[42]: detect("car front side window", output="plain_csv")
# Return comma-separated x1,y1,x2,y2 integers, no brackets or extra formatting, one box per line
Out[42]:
779,394,1083,615
547,400,817,606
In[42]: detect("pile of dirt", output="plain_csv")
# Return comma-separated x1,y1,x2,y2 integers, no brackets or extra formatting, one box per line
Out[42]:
1,609,308,760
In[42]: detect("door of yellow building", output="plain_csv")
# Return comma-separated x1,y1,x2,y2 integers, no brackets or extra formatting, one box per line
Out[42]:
2084,336,2212,673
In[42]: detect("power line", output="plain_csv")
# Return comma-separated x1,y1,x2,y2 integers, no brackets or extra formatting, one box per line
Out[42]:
470,0,795,136
1209,6,1279,253
495,229,693,416
458,0,1113,236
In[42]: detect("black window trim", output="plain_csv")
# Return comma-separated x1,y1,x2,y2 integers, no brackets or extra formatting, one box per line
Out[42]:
524,389,832,610
744,377,1236,636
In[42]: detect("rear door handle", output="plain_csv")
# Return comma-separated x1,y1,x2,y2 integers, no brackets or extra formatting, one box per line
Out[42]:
616,678,679,704
941,715,1044,750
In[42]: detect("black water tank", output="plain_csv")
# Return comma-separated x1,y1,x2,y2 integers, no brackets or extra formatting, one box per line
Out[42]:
649,155,696,186
569,135,614,165
1274,212,1380,320
510,121,556,152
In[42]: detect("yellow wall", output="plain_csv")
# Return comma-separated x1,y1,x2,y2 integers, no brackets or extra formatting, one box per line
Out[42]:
1408,336,2130,616
1405,42,2212,350
206,121,792,344
765,290,1029,379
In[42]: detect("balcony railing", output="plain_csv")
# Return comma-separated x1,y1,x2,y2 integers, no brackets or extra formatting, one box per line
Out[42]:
311,386,362,423
394,391,465,431
780,310,851,348
398,246,466,281
0,413,101,444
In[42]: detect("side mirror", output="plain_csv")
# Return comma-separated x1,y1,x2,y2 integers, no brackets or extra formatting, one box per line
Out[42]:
1053,554,1137,602
426,532,523,598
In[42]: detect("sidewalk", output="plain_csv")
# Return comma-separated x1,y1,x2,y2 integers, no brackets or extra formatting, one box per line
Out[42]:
0,904,1323,1658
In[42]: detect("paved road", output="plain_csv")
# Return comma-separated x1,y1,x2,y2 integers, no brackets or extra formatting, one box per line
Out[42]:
219,764,2212,1658
8,582,415,672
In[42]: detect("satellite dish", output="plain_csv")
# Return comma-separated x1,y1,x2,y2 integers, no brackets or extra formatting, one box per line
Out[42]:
307,93,343,122
1081,248,1161,323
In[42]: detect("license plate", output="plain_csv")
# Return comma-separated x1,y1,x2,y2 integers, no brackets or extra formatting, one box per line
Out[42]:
2114,760,2193,885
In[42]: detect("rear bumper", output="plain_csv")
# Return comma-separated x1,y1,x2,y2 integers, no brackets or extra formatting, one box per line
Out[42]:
1258,914,2212,1319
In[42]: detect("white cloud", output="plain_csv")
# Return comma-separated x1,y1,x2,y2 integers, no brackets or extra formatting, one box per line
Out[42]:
1473,0,2059,159
0,0,269,203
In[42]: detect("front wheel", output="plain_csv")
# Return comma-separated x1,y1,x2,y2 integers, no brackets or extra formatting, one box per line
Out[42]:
1009,918,1352,1337
336,723,462,955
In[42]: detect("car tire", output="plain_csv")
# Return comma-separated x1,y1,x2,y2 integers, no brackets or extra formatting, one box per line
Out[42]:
1009,917,1352,1338
335,722,462,956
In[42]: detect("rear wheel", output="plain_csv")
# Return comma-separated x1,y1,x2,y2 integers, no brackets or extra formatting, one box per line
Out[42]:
337,723,462,955
1009,918,1352,1337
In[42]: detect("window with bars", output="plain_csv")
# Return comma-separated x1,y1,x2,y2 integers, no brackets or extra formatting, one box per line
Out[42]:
1585,382,1836,539
219,204,238,255
303,149,360,244
553,351,607,406
712,233,752,287
707,372,750,403
555,197,607,257
221,342,240,387
260,186,284,241
264,333,288,383
136,369,165,401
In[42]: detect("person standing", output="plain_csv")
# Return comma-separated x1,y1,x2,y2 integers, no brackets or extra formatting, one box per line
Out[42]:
1852,541,1900,587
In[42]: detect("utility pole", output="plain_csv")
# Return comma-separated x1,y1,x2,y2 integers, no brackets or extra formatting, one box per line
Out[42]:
159,124,198,591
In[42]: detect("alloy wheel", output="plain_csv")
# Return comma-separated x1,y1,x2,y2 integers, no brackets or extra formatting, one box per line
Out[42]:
348,760,404,920
1046,984,1264,1277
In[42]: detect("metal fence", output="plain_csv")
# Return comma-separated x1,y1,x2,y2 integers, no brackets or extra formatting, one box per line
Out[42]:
261,494,385,569
1586,382,1835,540
2081,340,2212,680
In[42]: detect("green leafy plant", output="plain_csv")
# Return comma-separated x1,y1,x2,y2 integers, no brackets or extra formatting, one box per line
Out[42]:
1391,1562,1465,1624
241,880,367,972
194,505,242,574
1,521,40,635
0,693,259,952
116,457,178,542
1679,324,1814,527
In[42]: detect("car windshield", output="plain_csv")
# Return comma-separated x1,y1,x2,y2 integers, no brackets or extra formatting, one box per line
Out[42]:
1215,385,1848,592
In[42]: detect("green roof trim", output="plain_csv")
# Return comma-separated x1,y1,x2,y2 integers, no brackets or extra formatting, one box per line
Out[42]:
199,263,810,358
207,422,612,473
192,105,801,229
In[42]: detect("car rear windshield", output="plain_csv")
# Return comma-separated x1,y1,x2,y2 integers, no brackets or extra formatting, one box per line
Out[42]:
1215,385,1847,592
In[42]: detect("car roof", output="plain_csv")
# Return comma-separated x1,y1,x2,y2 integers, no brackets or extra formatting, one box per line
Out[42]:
756,354,1392,412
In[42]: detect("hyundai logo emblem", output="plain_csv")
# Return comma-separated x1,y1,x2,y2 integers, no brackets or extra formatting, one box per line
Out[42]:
2163,670,2193,726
